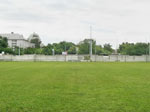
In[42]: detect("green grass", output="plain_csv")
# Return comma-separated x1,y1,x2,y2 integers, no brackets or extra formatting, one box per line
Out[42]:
0,62,150,112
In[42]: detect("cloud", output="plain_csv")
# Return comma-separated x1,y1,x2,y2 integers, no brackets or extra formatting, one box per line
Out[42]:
0,0,150,47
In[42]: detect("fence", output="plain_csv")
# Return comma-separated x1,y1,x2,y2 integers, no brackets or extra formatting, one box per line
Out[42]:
0,54,150,62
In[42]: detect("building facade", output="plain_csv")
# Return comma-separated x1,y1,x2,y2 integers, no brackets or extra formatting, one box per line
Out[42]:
0,32,35,48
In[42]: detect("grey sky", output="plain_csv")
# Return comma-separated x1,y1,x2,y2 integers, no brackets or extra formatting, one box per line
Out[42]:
0,0,150,47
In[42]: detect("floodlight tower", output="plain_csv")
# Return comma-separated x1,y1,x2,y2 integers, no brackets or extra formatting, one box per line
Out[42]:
89,26,93,58
18,47,20,56
95,38,97,62
116,31,121,54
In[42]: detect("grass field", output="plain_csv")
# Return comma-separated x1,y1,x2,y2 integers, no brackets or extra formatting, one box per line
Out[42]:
0,62,150,112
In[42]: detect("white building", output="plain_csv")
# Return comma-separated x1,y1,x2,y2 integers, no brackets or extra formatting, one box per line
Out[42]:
0,32,35,48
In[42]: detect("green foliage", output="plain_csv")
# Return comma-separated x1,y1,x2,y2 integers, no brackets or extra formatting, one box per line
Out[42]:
103,44,114,55
78,39,96,54
35,48,42,54
53,41,75,54
0,47,13,54
12,47,24,55
1,35,149,56
95,45,104,55
52,43,63,54
78,39,114,55
24,48,43,55
0,36,7,47
42,44,53,55
59,41,75,51
118,42,148,55
42,41,76,55
68,46,76,54
0,36,8,48
24,41,76,55
24,48,35,54
0,36,13,54
30,38,41,48
78,41,89,54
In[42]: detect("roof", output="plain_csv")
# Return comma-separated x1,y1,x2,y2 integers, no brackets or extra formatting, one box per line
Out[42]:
0,33,25,40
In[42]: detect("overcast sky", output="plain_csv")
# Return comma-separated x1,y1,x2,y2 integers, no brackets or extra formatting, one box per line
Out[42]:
0,0,150,47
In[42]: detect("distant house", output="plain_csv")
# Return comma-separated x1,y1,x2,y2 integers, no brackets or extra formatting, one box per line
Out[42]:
0,32,35,48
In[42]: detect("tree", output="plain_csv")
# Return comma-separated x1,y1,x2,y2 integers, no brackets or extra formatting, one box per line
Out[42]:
0,36,14,54
68,46,76,54
42,44,53,55
95,45,104,55
78,39,96,54
30,38,41,48
103,44,114,55
24,48,35,54
52,43,62,54
134,43,148,55
0,36,8,48
13,47,24,55
118,42,148,55
52,41,75,54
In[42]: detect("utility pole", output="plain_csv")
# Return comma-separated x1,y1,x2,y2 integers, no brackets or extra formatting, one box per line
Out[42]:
116,31,120,61
52,49,55,56
89,26,93,58
76,47,79,55
19,44,21,56
116,31,120,54
89,40,92,58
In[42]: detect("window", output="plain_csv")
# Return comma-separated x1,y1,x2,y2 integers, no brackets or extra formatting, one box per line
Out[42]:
12,40,17,47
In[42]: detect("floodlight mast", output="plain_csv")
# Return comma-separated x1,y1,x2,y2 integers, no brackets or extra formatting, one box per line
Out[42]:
52,49,55,56
89,26,93,58
19,44,21,56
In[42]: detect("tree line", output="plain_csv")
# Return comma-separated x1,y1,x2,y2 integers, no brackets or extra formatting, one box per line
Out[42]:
0,36,150,56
